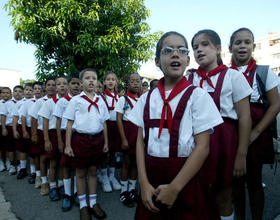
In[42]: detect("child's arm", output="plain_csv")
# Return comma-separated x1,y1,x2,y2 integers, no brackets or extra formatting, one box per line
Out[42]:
103,121,109,152
12,116,20,139
43,117,52,152
233,96,251,177
31,117,38,143
251,87,280,143
1,115,7,136
136,127,160,213
56,117,64,153
65,120,74,157
116,112,129,150
155,130,210,209
21,116,29,139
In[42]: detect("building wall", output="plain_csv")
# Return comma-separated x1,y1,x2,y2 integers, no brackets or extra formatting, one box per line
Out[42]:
0,68,21,90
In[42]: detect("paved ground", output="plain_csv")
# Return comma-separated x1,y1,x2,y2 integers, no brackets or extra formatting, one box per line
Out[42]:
1,164,280,220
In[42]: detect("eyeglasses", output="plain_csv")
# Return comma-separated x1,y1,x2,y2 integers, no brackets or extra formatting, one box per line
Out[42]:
161,47,189,56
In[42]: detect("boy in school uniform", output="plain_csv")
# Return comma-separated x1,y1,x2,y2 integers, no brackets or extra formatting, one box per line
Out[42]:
1,85,24,175
53,73,81,211
38,76,68,201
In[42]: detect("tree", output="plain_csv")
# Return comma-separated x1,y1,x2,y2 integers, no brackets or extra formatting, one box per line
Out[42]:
5,0,161,81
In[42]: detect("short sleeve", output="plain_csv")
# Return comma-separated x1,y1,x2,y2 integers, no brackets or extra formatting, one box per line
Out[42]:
53,99,64,118
265,69,279,92
127,93,147,128
38,100,51,119
63,99,77,121
115,96,125,114
231,70,252,103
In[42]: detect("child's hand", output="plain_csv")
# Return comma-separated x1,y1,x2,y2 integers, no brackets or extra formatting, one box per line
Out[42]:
140,182,160,213
65,146,74,157
22,130,30,139
154,184,179,209
44,140,53,153
233,153,246,177
13,130,20,139
249,129,260,144
31,134,38,144
121,139,129,150
103,143,108,153
58,140,64,153
2,127,8,136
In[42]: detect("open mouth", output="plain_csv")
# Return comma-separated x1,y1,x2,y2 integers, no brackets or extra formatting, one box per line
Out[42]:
197,54,205,59
238,51,247,55
170,62,181,67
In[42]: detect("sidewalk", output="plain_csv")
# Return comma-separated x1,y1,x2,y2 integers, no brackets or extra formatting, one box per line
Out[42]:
0,186,18,220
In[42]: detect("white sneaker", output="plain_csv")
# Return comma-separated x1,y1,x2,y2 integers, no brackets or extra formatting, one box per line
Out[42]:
35,176,42,188
102,176,112,192
5,160,10,170
0,161,5,172
110,176,121,191
9,165,16,175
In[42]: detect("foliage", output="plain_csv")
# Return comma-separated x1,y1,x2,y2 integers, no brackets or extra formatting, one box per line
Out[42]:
20,78,35,86
5,0,161,81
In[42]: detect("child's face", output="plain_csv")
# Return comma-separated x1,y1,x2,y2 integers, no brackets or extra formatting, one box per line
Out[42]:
193,34,220,70
94,82,103,95
68,78,81,96
156,34,189,79
1,89,11,101
33,85,42,99
56,77,68,96
82,71,97,92
13,88,23,100
128,74,141,94
229,30,255,65
24,86,33,99
45,80,56,96
104,74,117,91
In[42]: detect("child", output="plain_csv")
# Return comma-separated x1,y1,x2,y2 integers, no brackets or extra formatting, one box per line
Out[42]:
38,76,68,201
127,31,223,219
53,73,81,211
149,79,159,90
64,68,108,220
94,81,104,95
0,87,12,172
29,78,56,193
189,29,252,220
116,72,141,207
12,83,34,179
100,72,122,192
19,82,43,184
1,85,24,175
229,27,280,220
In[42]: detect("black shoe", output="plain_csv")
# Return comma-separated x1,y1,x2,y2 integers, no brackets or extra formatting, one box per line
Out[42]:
28,173,36,184
61,194,73,212
49,188,60,201
73,193,80,206
58,185,65,198
129,189,138,203
17,168,28,179
120,191,134,207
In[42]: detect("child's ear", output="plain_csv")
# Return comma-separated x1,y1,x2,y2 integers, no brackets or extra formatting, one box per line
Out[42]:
253,43,256,51
155,57,160,68
229,45,232,53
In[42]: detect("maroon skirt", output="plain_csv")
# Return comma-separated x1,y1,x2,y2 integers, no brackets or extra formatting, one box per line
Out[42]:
248,103,274,165
135,154,218,220
123,121,138,155
71,132,104,168
107,120,121,152
44,129,60,159
15,126,28,153
3,126,16,152
28,130,45,157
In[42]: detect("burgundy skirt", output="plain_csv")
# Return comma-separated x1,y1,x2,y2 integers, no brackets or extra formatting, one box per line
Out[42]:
71,132,104,168
135,154,218,220
44,129,60,159
28,130,45,157
15,126,28,153
123,121,138,155
59,131,72,167
248,103,274,165
107,120,121,152
3,126,16,152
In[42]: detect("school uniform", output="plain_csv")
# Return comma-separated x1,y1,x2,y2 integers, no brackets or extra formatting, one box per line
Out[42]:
102,90,121,152
188,65,252,187
127,77,223,219
63,92,110,168
29,95,49,157
232,61,279,165
0,99,5,151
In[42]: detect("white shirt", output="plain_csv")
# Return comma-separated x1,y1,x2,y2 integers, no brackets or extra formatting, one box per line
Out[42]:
103,93,119,121
12,98,27,125
188,68,252,119
127,86,223,158
63,92,110,135
29,95,49,130
115,95,138,121
0,98,19,126
38,94,59,130
18,98,36,128
236,66,279,103
0,100,5,125
53,94,72,130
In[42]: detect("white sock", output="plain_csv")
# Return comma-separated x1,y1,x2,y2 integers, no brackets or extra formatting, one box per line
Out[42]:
78,194,88,209
50,181,57,189
101,168,108,177
109,167,115,179
221,212,234,220
30,165,36,174
63,178,71,196
89,194,97,208
20,160,27,169
47,169,50,176
58,179,64,187
128,179,137,191
120,180,128,193
74,176,77,194
36,170,41,177
41,176,47,184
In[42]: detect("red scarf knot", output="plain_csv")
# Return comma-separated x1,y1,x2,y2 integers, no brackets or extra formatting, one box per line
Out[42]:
52,95,59,104
64,94,71,101
81,95,99,112
104,89,118,109
231,58,256,86
157,77,191,138
126,90,141,102
12,100,17,104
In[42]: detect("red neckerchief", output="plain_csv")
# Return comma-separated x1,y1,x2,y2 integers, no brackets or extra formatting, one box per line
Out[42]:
231,58,256,86
157,77,191,138
64,94,71,101
32,100,36,103
104,89,118,108
196,64,228,88
81,95,99,112
52,94,59,104
126,90,141,102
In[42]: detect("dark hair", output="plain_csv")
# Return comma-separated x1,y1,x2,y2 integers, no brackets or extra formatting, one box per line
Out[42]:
13,85,24,91
155,31,188,60
32,81,43,88
1,87,11,93
45,77,56,85
191,29,223,65
103,71,118,81
126,72,141,89
24,83,33,89
186,68,197,74
67,72,80,83
79,68,97,80
229,27,255,47
150,79,159,89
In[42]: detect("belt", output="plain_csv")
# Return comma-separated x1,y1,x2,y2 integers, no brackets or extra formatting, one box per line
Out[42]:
75,131,103,139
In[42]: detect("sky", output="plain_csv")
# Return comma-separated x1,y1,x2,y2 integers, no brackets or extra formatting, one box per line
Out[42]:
0,0,279,80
